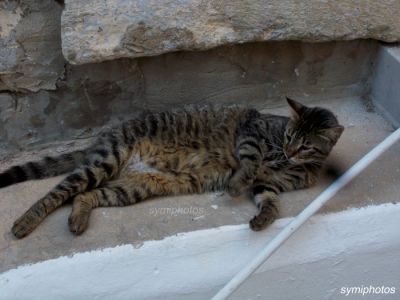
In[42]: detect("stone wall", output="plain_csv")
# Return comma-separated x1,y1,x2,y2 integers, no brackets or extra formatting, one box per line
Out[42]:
0,1,65,92
62,0,400,64
0,40,377,155
0,0,396,155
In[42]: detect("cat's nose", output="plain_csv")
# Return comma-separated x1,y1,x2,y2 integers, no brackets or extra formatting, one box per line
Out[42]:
286,148,297,158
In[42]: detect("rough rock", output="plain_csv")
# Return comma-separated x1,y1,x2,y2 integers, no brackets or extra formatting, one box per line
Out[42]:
62,0,400,64
0,1,65,92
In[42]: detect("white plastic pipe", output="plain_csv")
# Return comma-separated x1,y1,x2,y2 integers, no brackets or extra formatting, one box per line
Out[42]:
212,127,400,300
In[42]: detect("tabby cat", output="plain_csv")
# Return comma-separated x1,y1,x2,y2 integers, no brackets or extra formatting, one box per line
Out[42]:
0,98,343,238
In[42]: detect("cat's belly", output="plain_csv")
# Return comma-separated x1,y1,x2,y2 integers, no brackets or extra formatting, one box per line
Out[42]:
121,149,235,192
122,154,161,174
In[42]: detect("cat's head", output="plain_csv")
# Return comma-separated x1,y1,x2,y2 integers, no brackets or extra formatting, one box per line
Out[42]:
283,97,344,164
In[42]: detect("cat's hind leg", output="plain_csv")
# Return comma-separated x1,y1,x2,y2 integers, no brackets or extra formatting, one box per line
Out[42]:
68,172,200,235
11,158,120,239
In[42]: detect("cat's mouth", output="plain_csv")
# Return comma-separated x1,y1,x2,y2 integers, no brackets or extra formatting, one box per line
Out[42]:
288,156,302,164
284,150,306,164
286,154,318,165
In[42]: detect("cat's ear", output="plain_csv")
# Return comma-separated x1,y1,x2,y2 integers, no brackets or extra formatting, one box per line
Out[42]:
318,125,344,144
286,97,304,120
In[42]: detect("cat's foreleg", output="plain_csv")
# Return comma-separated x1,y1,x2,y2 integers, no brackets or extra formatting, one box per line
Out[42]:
227,129,264,196
227,110,266,197
227,146,263,196
248,166,317,231
68,172,200,235
248,184,280,231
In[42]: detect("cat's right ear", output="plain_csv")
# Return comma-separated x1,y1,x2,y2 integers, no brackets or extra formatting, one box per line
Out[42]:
318,125,344,144
286,97,304,120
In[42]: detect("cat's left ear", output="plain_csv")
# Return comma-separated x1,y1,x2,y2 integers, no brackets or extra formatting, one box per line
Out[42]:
286,97,305,120
318,125,344,144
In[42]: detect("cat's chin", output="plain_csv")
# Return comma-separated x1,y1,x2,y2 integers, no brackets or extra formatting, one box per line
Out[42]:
288,157,314,165
288,158,302,164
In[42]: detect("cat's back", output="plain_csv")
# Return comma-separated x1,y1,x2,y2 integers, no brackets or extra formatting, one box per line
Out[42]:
175,104,249,128
156,104,250,143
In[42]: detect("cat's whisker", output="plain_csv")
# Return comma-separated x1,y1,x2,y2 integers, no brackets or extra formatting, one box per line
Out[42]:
264,159,288,165
270,133,284,142
308,161,324,168
264,142,283,150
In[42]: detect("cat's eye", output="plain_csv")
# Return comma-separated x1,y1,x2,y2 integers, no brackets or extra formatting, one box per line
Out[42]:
285,132,291,141
298,145,310,152
299,145,320,154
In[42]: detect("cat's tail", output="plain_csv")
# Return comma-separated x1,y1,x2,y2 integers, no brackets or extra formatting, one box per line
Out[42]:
0,149,88,189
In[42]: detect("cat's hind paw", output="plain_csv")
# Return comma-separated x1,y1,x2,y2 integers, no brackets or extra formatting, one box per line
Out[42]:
12,212,39,239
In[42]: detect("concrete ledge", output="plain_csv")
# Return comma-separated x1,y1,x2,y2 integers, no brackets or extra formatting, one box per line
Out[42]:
61,0,400,64
371,45,400,128
1,96,399,274
1,203,399,299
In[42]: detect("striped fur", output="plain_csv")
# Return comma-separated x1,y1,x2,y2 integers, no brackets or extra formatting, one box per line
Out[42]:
2,99,343,237
0,150,87,189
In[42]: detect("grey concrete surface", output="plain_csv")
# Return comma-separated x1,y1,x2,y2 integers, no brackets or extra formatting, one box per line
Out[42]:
372,45,400,128
61,0,400,64
0,96,399,272
0,40,376,156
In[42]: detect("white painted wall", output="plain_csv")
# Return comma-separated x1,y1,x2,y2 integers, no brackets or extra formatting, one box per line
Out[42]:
1,203,399,300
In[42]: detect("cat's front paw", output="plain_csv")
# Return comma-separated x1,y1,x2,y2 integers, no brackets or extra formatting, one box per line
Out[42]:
227,184,243,197
68,211,90,235
227,176,247,197
249,208,276,231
